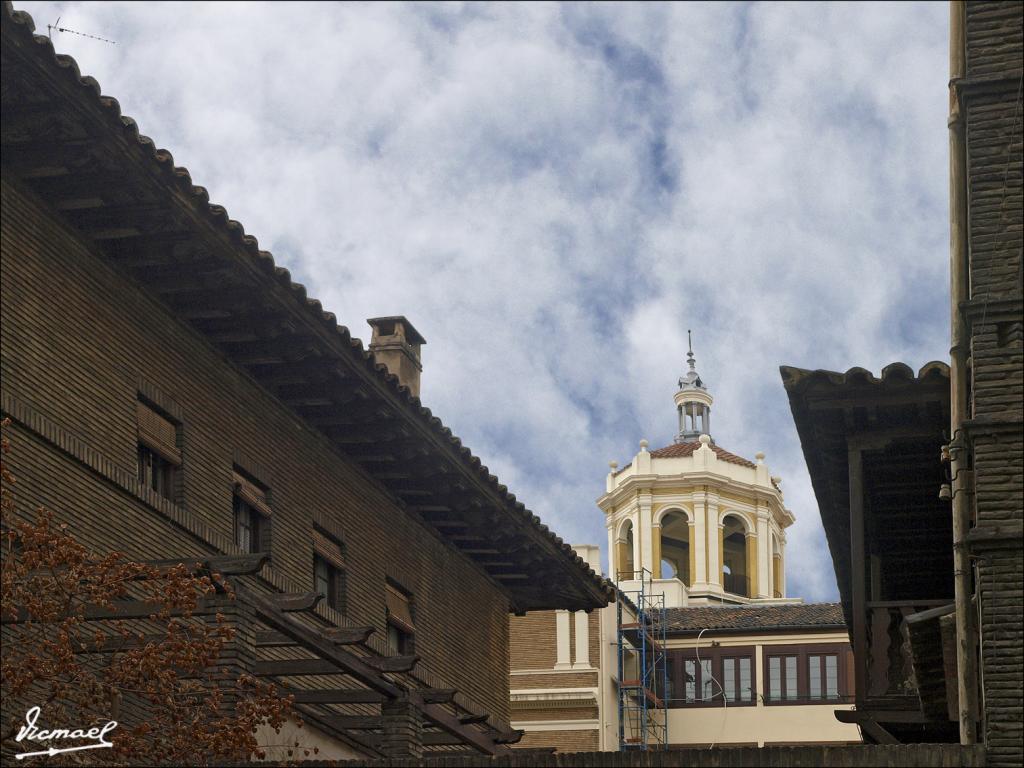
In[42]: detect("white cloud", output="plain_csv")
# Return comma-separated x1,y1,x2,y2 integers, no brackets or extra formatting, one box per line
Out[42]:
17,1,949,602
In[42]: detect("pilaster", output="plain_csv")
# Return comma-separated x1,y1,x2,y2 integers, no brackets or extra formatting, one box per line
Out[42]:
756,509,771,598
572,611,590,668
380,696,423,759
691,490,709,590
638,492,653,574
651,524,662,579
687,521,696,587
707,492,722,590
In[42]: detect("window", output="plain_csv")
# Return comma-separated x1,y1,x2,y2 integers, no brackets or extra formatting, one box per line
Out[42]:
665,646,755,707
385,582,415,655
768,655,799,701
233,470,271,557
684,658,714,703
312,525,346,614
723,655,754,703
809,653,840,700
764,644,852,705
136,400,180,502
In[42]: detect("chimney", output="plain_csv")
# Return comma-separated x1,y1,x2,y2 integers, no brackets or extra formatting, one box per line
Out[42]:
366,316,426,398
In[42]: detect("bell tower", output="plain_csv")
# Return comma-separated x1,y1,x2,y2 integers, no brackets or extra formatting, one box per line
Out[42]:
675,331,713,443
599,333,796,606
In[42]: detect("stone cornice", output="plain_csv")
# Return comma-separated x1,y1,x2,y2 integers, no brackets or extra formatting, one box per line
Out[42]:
599,471,791,528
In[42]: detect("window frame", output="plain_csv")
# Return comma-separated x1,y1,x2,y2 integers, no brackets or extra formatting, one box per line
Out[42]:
385,581,415,655
136,398,181,503
762,642,853,706
665,645,756,708
232,470,271,558
312,524,346,615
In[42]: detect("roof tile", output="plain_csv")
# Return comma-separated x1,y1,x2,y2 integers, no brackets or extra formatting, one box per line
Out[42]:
664,603,846,634
649,441,757,469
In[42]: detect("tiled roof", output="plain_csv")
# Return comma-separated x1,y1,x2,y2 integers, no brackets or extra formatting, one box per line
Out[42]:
664,603,846,634
649,441,757,469
0,1,615,611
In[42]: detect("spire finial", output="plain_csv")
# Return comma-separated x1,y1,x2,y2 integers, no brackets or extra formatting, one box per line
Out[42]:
686,329,696,371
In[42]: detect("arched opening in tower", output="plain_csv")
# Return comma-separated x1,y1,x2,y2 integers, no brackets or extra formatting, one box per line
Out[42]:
617,520,635,581
659,511,690,586
722,514,750,597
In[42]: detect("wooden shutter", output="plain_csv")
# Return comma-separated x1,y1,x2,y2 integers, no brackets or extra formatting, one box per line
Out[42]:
385,583,415,634
232,472,272,517
313,529,345,570
137,402,181,465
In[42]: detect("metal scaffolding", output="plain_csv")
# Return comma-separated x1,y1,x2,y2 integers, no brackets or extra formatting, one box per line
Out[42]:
615,568,668,750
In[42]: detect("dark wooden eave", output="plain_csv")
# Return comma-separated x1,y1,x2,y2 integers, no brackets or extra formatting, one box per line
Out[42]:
780,361,952,621
0,2,614,613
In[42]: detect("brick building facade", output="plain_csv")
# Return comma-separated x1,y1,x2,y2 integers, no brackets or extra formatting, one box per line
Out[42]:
956,2,1023,764
0,2,613,760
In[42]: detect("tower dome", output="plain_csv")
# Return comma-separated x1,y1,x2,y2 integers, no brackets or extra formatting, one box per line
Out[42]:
675,331,713,443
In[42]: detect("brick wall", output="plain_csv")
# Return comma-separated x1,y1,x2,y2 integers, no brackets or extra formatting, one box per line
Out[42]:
0,177,512,723
514,729,599,753
510,612,557,670
509,610,601,672
514,708,597,723
963,3,1023,767
510,672,598,689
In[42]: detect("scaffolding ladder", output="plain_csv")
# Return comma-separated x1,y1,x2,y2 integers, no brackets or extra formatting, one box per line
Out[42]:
615,568,668,750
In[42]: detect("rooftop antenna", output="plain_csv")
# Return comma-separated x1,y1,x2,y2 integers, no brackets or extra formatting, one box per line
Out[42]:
47,17,117,45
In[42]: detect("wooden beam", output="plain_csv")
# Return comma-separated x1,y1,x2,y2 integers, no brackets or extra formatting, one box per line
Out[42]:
421,732,467,747
834,711,901,743
236,585,402,699
302,405,391,427
417,688,456,704
272,592,323,612
324,626,376,645
849,446,868,703
145,553,268,576
493,729,525,745
72,633,168,653
320,715,383,731
254,626,375,647
2,596,233,624
459,713,490,725
353,454,397,465
254,631,301,648
283,688,385,705
253,659,343,676
54,197,104,211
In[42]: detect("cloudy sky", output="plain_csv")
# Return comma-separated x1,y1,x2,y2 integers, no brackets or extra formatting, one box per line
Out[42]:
19,1,951,602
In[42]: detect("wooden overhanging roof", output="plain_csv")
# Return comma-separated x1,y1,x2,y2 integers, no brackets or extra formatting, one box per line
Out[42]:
780,362,951,620
0,3,613,613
